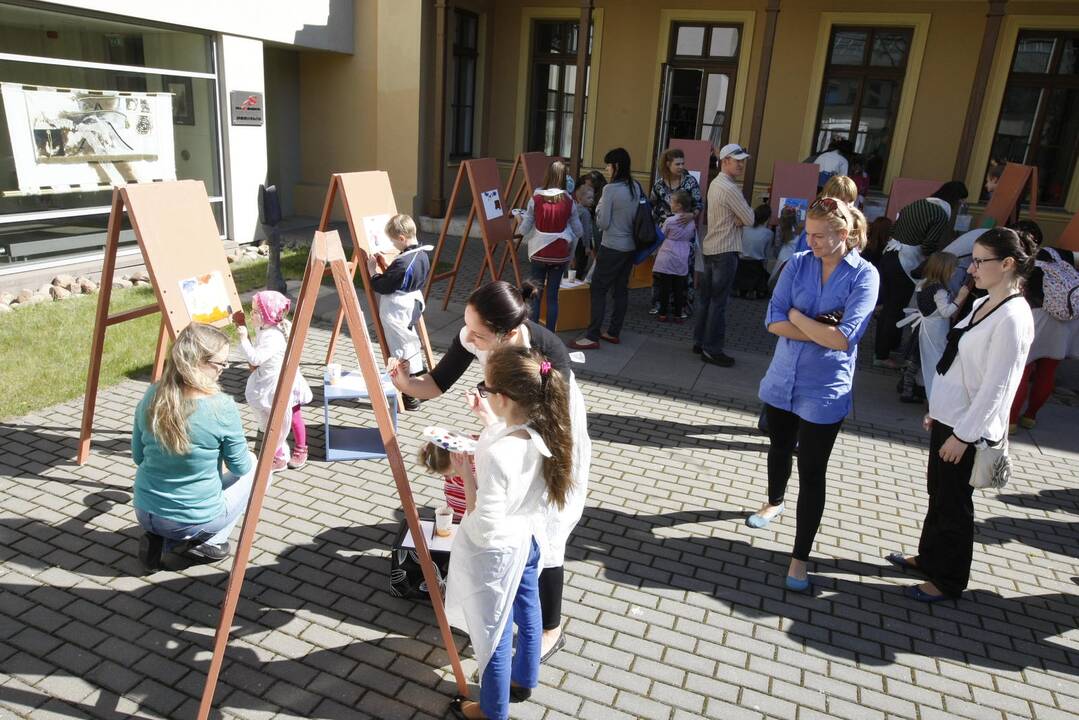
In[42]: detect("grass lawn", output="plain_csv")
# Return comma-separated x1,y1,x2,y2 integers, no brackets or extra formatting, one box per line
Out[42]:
0,248,316,421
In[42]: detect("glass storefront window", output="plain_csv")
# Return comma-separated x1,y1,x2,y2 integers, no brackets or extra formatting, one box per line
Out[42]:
0,4,223,266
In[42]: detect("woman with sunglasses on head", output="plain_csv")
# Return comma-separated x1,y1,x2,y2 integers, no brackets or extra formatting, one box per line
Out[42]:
387,280,590,661
887,228,1035,602
749,197,880,592
132,323,256,572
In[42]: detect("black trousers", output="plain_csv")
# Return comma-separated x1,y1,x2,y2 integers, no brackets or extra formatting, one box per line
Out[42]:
916,421,976,598
653,272,687,316
537,566,563,630
765,404,843,561
875,251,915,361
587,246,635,340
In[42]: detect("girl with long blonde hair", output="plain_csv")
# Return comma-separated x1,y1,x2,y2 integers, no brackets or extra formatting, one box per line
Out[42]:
132,323,255,571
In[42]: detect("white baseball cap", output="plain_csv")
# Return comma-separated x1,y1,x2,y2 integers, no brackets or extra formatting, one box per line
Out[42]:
718,143,750,160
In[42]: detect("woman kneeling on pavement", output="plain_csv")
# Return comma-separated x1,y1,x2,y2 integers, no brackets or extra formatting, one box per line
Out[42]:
132,323,257,572
748,197,880,592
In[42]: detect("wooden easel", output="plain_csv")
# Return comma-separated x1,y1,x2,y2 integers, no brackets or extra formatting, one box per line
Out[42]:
78,180,243,465
425,158,522,310
319,172,435,373
196,230,468,719
769,162,819,227
886,178,943,221
493,152,556,280
982,162,1038,228
1057,210,1079,252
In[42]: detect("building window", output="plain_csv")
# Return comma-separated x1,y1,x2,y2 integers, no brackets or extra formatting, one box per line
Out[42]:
811,26,913,189
526,19,590,158
656,22,741,157
988,30,1079,207
449,9,478,159
0,4,223,266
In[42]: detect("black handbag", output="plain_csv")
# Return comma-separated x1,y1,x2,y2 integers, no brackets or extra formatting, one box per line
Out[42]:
388,515,452,600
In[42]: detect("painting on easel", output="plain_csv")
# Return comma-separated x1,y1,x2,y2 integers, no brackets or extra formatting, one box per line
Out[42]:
179,271,234,324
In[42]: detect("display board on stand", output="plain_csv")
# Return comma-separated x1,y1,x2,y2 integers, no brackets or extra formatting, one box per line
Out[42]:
318,171,434,373
769,162,819,227
495,152,558,281
77,180,242,465
981,162,1038,228
195,230,467,719
425,158,522,309
1057,210,1079,252
885,178,944,221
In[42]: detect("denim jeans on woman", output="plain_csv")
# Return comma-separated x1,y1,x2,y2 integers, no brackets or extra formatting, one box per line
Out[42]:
134,451,259,550
529,261,566,331
693,251,739,355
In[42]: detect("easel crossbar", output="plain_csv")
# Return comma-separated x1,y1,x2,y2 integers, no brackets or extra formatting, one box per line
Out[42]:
106,304,160,325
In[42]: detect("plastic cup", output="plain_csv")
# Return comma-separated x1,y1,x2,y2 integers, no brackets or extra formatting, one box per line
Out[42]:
435,505,454,537
566,269,577,282
326,363,341,385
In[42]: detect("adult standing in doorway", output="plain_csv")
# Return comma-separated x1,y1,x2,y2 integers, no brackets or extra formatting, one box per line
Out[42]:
570,148,640,350
887,228,1035,602
389,281,590,661
693,142,755,367
748,198,879,592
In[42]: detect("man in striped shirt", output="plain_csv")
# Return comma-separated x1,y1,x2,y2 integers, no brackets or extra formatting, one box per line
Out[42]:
694,143,756,367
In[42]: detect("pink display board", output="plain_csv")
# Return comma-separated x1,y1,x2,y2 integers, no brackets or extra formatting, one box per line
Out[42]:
886,178,944,221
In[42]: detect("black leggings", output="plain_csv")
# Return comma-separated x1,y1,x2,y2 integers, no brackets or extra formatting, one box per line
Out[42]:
765,404,843,561
875,251,915,361
537,566,563,631
916,420,977,598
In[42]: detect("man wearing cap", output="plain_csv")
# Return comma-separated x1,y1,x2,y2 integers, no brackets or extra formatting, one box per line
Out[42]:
694,143,755,367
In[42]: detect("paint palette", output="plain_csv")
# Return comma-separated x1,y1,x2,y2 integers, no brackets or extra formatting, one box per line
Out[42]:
423,426,477,454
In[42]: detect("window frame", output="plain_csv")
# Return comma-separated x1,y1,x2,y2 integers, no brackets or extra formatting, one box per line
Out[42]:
986,29,1079,206
448,8,479,160
525,19,588,157
660,22,741,147
811,25,913,189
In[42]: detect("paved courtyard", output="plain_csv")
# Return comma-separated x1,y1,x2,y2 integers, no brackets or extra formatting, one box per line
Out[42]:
1,233,1077,720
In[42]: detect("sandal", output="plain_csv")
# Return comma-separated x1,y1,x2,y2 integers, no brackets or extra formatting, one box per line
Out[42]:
540,632,566,663
885,552,920,573
599,332,620,344
904,584,952,603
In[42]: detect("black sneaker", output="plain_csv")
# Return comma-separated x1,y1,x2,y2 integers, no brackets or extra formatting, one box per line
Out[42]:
138,532,164,573
187,542,231,561
403,394,421,411
701,350,735,367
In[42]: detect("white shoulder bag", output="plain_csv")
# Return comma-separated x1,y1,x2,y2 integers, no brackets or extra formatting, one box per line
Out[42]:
970,437,1011,489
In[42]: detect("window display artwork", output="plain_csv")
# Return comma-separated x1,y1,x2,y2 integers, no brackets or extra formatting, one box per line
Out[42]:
1,83,177,194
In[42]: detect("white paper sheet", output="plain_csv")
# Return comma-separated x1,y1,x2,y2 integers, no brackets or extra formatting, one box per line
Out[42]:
401,520,457,552
361,213,395,254
481,188,503,220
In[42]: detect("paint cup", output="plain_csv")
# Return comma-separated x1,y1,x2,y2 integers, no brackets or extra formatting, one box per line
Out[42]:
435,505,454,537
326,363,341,385
566,269,577,282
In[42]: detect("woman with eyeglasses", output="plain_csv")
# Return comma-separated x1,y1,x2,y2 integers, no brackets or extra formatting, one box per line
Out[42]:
887,227,1035,602
749,197,880,593
132,323,256,572
388,280,590,662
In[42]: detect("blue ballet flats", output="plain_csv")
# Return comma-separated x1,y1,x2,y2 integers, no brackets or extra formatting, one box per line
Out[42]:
746,503,785,528
785,574,812,593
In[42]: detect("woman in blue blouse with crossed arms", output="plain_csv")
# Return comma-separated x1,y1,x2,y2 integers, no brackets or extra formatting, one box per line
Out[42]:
747,197,880,592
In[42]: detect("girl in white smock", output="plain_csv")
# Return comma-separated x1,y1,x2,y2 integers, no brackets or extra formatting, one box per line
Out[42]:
445,346,575,720
235,291,313,471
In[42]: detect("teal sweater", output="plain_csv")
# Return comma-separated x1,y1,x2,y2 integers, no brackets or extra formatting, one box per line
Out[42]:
132,385,252,524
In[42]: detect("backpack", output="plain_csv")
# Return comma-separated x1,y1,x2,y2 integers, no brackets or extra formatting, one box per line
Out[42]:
529,191,574,264
631,182,658,253
1035,247,1079,321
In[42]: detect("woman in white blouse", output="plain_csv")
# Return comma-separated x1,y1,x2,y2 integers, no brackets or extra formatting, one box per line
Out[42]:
887,227,1036,602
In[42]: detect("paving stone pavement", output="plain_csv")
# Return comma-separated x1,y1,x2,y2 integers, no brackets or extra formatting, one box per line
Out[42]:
1,232,1077,720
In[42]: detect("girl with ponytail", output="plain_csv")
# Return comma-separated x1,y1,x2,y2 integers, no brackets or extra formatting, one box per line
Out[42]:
750,196,880,593
132,323,256,572
889,226,1035,602
445,346,572,720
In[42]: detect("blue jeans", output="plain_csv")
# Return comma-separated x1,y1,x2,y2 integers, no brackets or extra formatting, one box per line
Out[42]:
529,261,566,331
693,252,739,355
135,452,259,549
480,537,541,720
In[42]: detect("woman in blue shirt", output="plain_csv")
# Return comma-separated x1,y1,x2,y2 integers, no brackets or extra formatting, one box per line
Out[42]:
132,323,255,572
748,198,880,592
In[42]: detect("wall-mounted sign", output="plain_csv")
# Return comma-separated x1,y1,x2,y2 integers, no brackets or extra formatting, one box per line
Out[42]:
229,91,263,126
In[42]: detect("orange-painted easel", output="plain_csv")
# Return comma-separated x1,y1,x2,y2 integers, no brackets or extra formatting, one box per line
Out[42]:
982,162,1038,228
195,230,468,718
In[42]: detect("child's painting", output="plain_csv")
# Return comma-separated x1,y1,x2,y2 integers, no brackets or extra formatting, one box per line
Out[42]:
480,188,503,221
179,271,233,324
779,197,809,224
361,213,395,255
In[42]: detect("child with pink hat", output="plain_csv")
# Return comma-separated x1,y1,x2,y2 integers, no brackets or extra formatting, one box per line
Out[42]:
234,290,313,470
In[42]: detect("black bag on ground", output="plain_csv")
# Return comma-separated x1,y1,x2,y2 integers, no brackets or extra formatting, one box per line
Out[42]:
388,515,452,600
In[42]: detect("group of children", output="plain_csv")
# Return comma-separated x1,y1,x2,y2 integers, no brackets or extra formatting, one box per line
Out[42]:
236,213,432,469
